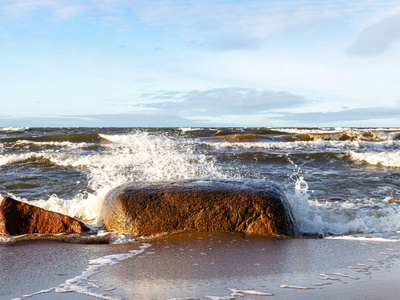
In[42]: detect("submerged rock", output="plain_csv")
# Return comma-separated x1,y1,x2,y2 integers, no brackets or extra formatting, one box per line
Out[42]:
205,133,265,142
388,198,400,203
0,197,90,236
101,179,299,237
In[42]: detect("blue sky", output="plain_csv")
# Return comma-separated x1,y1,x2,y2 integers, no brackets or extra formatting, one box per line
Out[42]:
1,0,400,127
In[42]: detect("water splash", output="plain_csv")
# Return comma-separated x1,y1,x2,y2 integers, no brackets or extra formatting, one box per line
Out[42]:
21,132,227,224
287,175,400,237
91,131,226,190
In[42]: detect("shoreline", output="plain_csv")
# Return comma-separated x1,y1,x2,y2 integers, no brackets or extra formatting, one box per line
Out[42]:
2,232,400,299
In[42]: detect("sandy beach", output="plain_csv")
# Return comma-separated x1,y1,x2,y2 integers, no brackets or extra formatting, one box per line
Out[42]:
2,232,400,300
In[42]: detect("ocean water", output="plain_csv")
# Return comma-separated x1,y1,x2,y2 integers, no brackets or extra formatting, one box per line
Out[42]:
1,126,400,243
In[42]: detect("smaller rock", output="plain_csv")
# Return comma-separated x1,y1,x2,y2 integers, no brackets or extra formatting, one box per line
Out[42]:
388,198,400,203
205,133,265,142
0,197,90,236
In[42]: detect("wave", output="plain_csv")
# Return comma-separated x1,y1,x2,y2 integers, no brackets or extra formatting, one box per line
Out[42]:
0,127,29,132
0,133,112,144
201,140,396,154
11,140,103,151
204,128,400,142
0,152,102,167
347,151,400,167
288,177,400,236
216,151,342,164
203,133,270,142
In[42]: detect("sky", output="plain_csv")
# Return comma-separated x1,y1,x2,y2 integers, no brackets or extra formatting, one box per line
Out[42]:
0,0,400,127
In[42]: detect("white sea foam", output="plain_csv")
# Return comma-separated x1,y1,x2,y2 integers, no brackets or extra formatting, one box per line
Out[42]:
279,285,314,290
226,288,273,296
178,127,203,132
89,132,226,191
0,127,29,132
347,151,400,167
326,235,400,242
288,177,400,237
22,243,151,299
98,134,127,143
14,139,95,149
204,296,235,300
201,140,397,154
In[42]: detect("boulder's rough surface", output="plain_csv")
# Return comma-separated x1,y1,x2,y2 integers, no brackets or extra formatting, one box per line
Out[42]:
0,197,90,236
102,179,299,237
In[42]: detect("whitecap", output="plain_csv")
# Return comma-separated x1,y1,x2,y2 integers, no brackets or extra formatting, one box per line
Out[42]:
347,151,400,167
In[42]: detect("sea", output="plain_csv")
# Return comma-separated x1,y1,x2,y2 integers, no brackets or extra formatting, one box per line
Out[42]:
1,126,400,242
2,126,400,299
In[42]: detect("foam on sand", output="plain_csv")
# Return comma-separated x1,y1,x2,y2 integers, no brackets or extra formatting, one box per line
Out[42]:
22,243,152,300
226,288,274,296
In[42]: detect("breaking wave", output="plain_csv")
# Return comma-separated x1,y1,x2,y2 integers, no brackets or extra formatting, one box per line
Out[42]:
347,151,400,167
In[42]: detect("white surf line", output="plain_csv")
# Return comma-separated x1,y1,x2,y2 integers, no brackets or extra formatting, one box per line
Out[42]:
204,296,235,300
166,298,200,300
356,263,376,269
22,287,56,298
321,273,360,280
317,276,341,281
311,282,333,286
22,243,152,300
226,288,274,296
279,285,315,290
325,236,400,242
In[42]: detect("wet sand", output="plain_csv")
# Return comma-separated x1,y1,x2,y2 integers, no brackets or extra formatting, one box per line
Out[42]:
2,232,400,300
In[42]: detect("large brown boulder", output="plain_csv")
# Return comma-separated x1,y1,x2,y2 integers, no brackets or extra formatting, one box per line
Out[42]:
102,179,299,237
0,197,90,236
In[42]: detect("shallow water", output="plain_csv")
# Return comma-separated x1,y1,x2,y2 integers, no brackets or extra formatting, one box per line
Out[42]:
3,232,400,300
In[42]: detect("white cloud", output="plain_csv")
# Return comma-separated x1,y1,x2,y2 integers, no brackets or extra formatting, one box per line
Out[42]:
135,87,310,116
347,12,400,56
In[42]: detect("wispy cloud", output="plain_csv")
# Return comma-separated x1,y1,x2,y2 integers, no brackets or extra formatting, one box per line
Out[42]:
135,88,310,116
347,12,400,56
277,106,400,123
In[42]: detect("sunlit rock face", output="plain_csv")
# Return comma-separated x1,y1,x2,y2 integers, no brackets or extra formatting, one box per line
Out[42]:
102,179,299,237
0,197,90,236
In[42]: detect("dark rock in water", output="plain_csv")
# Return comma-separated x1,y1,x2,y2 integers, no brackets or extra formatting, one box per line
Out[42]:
206,133,265,142
388,198,400,203
101,179,299,237
0,197,90,236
